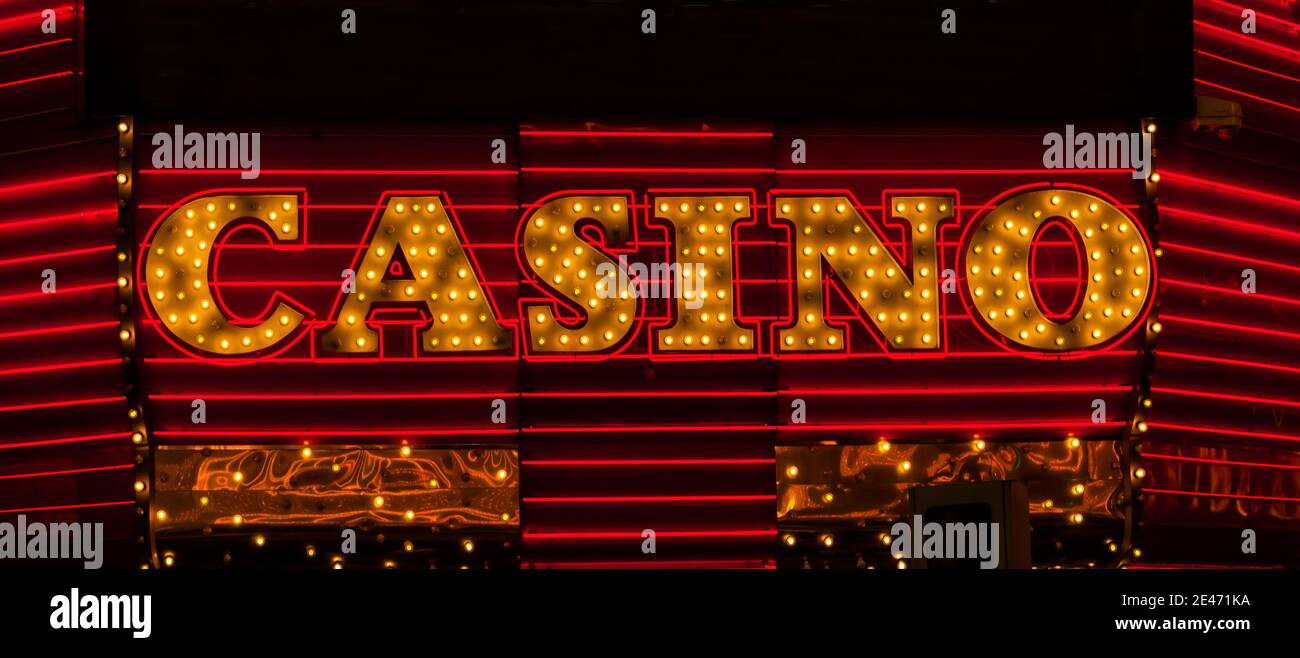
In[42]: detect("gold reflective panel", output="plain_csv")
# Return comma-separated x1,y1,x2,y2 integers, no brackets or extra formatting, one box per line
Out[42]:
151,446,519,530
775,441,1122,524
965,188,1153,350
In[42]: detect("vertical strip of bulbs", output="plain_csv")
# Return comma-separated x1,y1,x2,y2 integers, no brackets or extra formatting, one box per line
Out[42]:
114,117,155,569
1117,118,1162,567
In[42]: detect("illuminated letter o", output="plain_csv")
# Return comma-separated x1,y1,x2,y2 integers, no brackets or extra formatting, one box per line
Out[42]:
963,188,1154,352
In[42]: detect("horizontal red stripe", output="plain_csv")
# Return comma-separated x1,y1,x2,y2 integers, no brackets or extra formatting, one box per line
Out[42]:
524,529,776,540
0,500,134,515
520,130,773,138
0,358,121,378
1143,488,1300,504
522,458,775,466
1143,452,1300,471
0,396,122,414
0,171,113,196
1147,421,1300,443
524,494,776,503
0,432,132,451
1153,386,1300,409
0,464,132,481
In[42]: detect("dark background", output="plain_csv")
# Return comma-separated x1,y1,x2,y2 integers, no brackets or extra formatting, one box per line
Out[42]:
84,0,1195,121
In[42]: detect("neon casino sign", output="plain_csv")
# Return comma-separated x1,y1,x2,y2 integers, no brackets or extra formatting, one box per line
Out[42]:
138,184,1155,363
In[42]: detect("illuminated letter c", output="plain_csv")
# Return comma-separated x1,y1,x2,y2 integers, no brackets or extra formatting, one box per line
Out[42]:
142,193,307,357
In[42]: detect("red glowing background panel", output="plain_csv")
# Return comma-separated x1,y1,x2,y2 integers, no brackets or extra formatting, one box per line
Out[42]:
124,122,1149,566
1138,0,1300,534
0,2,134,531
